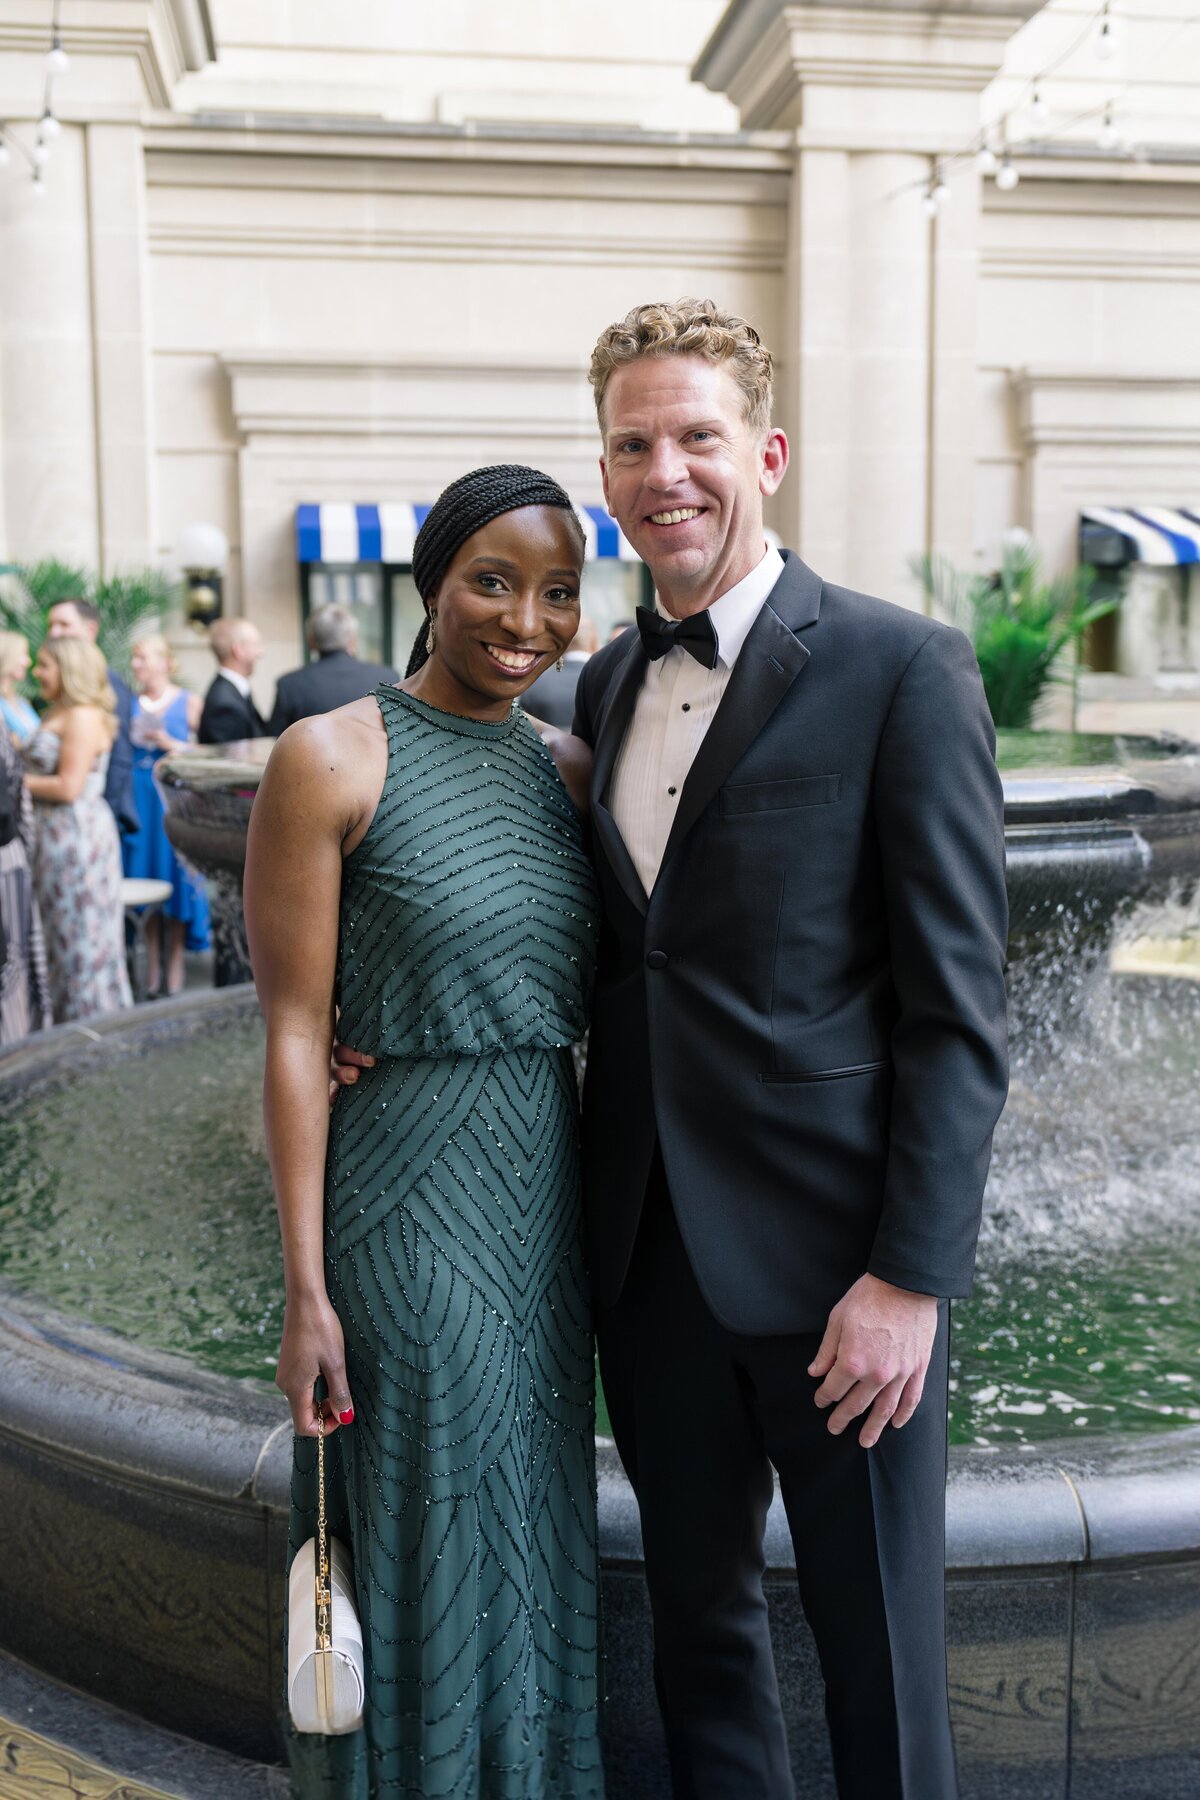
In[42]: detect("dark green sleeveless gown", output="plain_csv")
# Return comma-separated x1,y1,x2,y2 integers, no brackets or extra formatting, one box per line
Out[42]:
287,686,604,1799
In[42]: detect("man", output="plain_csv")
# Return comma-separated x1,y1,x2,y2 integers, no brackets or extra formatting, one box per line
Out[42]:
571,300,1008,1798
267,603,398,736
46,598,138,838
519,613,599,729
198,617,265,744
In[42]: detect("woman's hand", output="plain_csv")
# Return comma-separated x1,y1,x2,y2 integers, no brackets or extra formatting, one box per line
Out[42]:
276,1292,355,1437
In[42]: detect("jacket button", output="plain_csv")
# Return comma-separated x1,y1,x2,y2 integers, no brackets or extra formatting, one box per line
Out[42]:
646,950,669,970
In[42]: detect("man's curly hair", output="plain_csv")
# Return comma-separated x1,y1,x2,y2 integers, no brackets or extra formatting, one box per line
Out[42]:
589,298,774,436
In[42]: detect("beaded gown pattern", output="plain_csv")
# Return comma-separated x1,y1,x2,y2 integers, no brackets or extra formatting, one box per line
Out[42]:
288,686,604,1799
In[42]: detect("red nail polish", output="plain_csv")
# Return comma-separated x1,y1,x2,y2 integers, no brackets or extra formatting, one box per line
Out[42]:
338,1408,354,1424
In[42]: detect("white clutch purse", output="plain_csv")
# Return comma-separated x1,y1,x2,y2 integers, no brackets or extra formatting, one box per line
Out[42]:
287,1416,365,1736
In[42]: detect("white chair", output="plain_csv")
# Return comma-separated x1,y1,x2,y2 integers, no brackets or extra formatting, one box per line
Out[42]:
121,877,174,1001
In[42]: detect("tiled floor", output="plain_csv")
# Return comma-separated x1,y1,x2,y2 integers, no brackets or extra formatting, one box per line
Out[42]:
0,1651,287,1800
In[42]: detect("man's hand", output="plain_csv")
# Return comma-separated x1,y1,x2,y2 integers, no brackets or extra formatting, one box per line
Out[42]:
329,1040,375,1107
809,1273,938,1449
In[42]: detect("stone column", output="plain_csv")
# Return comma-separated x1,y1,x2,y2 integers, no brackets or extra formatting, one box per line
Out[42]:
85,122,156,575
0,125,101,569
695,0,1039,608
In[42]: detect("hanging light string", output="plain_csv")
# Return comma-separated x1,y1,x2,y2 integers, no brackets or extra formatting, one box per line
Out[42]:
911,1,1200,211
0,0,69,192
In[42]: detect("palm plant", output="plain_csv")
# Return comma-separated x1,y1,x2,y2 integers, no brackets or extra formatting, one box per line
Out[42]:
0,560,177,688
911,535,1120,730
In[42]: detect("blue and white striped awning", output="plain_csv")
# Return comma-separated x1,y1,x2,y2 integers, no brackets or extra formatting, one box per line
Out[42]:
1081,507,1200,566
296,503,638,564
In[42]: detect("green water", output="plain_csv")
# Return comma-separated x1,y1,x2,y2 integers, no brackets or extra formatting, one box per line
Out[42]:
994,729,1189,771
1,1008,1197,1447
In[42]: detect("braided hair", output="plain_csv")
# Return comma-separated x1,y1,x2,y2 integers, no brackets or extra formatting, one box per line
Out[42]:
405,464,584,677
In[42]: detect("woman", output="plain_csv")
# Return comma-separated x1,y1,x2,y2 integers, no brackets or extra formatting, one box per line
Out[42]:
245,465,604,1799
23,637,132,1023
0,631,39,744
123,632,210,995
0,725,50,1044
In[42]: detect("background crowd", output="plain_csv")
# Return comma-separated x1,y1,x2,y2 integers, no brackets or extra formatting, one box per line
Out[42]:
0,598,603,1051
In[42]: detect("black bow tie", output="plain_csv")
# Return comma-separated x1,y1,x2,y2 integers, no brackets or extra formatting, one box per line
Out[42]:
636,606,719,670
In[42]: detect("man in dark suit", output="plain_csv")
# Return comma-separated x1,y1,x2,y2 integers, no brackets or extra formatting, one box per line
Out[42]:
573,300,1009,1798
519,614,599,729
45,598,138,839
198,617,266,744
267,604,398,736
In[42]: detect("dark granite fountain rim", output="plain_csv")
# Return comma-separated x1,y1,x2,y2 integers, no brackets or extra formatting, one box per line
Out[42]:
156,740,1200,829
2,993,1198,1581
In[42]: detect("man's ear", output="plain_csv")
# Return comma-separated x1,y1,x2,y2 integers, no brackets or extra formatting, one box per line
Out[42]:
759,428,789,500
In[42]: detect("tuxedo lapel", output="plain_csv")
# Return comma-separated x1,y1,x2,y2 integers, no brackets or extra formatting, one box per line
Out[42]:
660,553,821,871
590,634,651,917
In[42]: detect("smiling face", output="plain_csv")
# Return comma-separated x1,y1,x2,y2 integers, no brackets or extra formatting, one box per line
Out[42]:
414,505,583,721
33,646,60,702
130,639,169,694
600,353,787,618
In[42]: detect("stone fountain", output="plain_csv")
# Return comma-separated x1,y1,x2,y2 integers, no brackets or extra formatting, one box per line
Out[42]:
0,728,1198,1797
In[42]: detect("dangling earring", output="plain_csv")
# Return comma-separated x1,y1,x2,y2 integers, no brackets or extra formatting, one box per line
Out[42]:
556,655,564,672
426,612,437,654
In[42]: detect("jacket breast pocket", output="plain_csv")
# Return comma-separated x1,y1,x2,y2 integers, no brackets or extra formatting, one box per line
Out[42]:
719,773,842,815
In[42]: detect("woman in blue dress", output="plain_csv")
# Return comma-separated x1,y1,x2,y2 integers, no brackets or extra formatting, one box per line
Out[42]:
123,631,210,994
0,632,39,745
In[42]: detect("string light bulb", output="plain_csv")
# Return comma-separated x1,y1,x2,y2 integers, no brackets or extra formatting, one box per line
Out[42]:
39,108,61,140
932,167,952,205
31,137,50,168
977,143,998,175
996,155,1020,192
1030,84,1048,128
32,172,47,198
1097,103,1121,151
0,133,10,171
46,35,69,75
1097,4,1117,60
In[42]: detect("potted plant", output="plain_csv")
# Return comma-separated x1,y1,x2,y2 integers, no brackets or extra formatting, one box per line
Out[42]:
911,533,1121,730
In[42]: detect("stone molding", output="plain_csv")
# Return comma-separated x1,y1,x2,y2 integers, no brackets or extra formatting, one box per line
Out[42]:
141,119,793,173
0,0,214,113
220,350,599,446
150,217,786,275
985,245,1200,284
694,0,1043,128
1011,368,1200,451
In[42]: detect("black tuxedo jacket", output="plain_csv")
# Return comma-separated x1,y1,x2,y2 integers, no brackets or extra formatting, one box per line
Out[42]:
198,672,265,745
573,551,1009,1335
267,650,399,736
520,656,587,731
104,667,138,837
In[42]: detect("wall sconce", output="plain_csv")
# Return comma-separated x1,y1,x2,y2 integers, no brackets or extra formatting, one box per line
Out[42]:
177,521,230,631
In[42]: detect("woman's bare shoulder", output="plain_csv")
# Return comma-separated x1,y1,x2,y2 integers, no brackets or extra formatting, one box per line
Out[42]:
262,699,387,839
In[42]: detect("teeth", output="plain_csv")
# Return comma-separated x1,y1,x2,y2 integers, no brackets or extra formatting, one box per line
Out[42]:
487,645,537,670
650,508,702,525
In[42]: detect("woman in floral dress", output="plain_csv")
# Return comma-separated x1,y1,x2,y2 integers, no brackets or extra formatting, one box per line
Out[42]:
23,637,132,1024
0,726,50,1045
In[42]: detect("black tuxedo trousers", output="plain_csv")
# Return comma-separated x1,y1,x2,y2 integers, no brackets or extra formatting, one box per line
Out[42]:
573,554,1009,1798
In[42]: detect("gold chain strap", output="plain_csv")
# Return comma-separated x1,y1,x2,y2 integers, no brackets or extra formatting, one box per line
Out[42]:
315,1411,332,1653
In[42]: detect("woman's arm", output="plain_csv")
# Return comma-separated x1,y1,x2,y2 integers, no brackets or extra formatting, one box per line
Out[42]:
185,690,202,737
528,719,592,816
23,708,106,803
244,717,362,1438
